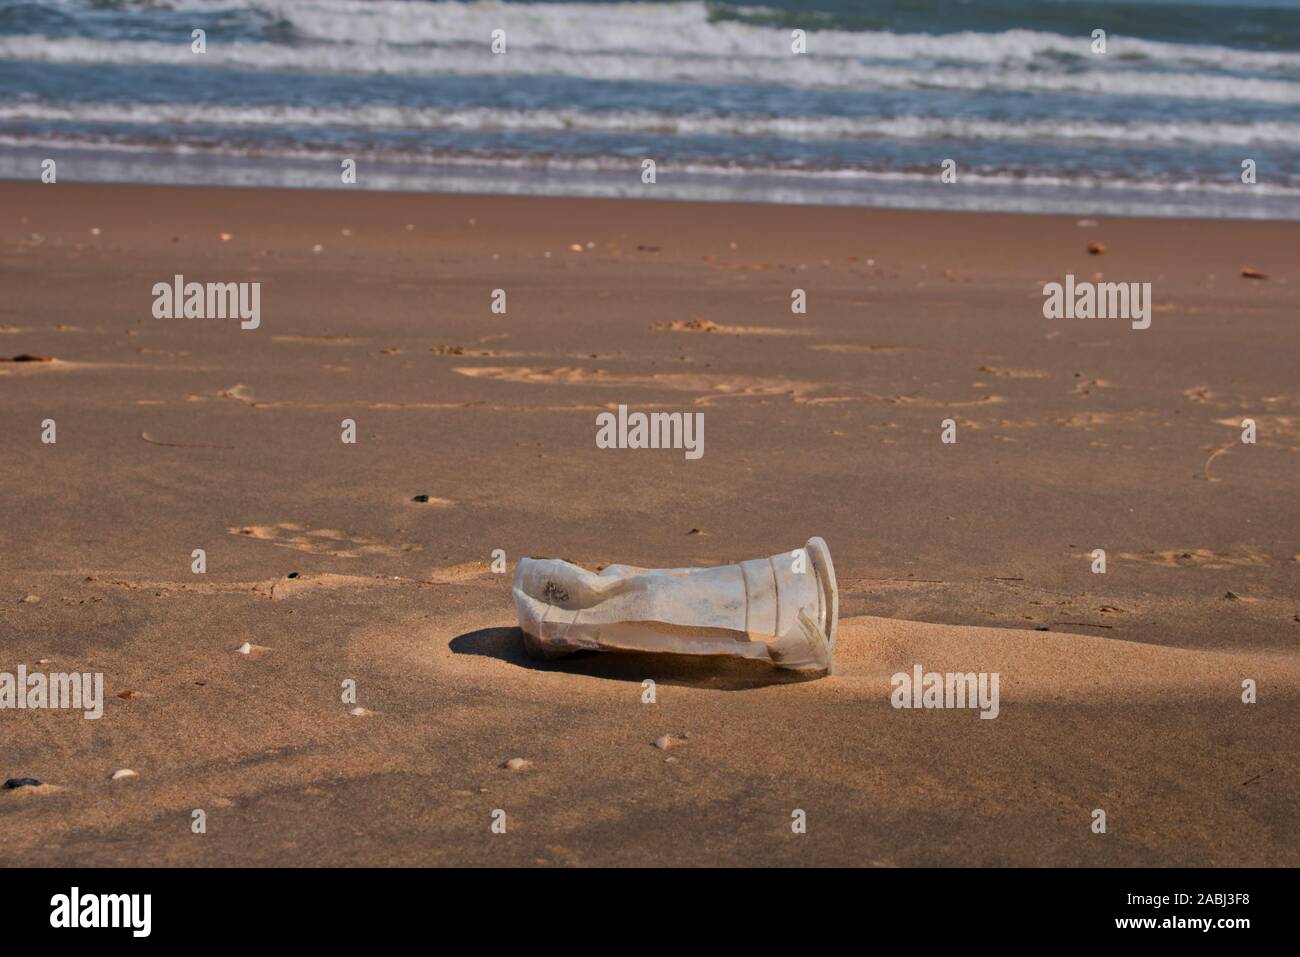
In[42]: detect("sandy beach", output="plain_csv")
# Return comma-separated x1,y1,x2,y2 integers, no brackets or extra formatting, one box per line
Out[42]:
1,181,1297,866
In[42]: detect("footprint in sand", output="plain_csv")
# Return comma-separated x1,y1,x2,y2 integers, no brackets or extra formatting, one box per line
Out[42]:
810,343,909,355
230,523,421,558
653,318,808,336
270,335,360,345
455,365,999,409
1117,546,1271,569
977,365,1049,379
455,365,813,400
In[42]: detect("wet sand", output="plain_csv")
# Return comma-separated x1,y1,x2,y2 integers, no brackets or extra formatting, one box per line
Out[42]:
1,182,1296,865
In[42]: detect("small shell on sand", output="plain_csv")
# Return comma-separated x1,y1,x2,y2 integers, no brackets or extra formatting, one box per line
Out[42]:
111,769,138,781
504,758,532,772
20,594,39,604
348,706,373,716
653,734,687,751
236,641,252,655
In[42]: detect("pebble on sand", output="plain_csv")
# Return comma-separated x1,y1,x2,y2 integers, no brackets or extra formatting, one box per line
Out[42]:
236,641,253,655
348,706,373,716
4,777,42,790
653,735,687,751
1087,241,1106,255
1240,267,1268,280
20,594,39,604
111,769,138,781
504,758,532,772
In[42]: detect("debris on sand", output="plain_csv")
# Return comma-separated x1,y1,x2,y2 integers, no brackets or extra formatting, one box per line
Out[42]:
653,734,688,751
503,758,532,772
19,594,39,604
4,778,41,790
236,642,253,655
1087,242,1105,255
111,769,138,781
660,318,722,333
349,706,374,717
516,538,838,675
0,354,54,363
1240,267,1268,280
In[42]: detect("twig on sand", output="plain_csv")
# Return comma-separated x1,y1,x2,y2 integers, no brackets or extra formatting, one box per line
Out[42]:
1200,442,1234,482
841,577,944,584
140,432,232,450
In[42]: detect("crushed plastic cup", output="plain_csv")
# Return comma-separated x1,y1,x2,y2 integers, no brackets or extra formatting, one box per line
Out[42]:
513,537,839,675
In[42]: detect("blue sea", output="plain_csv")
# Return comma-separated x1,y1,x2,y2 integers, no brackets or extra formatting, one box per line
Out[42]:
2,0,1299,217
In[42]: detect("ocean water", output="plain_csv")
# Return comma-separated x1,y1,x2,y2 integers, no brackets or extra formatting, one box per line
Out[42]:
2,0,1299,217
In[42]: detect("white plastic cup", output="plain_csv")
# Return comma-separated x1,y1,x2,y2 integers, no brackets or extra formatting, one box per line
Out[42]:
513,537,838,674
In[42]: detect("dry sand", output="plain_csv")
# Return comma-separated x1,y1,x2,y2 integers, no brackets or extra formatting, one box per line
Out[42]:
0,183,1296,865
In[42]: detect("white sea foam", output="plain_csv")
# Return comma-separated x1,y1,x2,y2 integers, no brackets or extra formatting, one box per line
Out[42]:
9,101,1300,147
6,130,1299,200
4,3,1300,105
254,1,1300,73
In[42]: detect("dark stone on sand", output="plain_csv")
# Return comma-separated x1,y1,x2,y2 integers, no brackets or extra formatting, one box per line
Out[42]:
4,778,41,790
412,494,431,502
287,572,300,579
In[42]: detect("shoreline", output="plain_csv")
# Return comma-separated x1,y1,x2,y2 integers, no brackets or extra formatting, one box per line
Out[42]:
4,151,1297,221
7,175,1300,226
